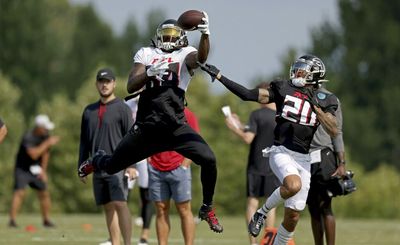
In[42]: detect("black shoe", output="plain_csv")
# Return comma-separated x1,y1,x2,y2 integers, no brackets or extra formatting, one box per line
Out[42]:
43,220,56,228
198,205,223,233
8,220,18,228
138,238,148,245
248,211,266,237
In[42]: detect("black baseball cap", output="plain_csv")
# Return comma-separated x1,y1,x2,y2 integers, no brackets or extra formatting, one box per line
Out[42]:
96,68,115,81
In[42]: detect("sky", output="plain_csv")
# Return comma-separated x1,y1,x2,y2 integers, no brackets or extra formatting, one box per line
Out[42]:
69,0,338,89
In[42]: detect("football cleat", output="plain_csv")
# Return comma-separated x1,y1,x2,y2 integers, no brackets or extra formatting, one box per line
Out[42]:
198,205,223,233
248,211,266,237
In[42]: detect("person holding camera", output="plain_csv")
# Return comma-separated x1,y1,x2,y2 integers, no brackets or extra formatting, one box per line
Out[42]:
307,86,347,245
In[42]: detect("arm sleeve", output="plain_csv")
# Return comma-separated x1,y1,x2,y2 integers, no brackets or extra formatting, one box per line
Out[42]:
332,100,345,153
219,75,259,102
78,111,90,167
0,118,4,128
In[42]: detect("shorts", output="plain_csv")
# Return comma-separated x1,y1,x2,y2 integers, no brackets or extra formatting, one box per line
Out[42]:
136,159,149,188
13,167,47,191
247,172,280,198
92,170,128,205
269,145,311,211
307,148,337,204
148,164,191,203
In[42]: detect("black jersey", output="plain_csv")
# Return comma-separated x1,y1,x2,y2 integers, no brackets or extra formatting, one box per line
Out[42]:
268,80,338,153
15,130,49,171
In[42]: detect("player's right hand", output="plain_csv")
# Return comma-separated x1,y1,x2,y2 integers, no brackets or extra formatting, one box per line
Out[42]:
146,60,169,78
197,62,221,82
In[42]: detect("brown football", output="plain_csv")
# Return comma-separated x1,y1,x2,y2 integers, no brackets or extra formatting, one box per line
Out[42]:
177,10,204,31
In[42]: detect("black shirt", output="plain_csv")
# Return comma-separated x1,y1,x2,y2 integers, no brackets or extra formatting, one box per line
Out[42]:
268,80,338,153
15,130,49,171
247,107,276,175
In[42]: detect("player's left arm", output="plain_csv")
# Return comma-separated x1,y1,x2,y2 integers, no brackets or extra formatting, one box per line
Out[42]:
186,11,210,69
185,34,210,70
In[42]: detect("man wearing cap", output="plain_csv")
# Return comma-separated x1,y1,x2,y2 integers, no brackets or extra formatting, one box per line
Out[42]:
78,68,134,245
9,114,60,228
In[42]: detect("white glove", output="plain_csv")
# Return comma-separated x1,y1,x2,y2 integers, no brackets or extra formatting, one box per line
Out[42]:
197,11,210,35
146,60,169,79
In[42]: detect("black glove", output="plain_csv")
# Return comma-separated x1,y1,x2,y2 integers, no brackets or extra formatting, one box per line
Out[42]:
197,62,220,82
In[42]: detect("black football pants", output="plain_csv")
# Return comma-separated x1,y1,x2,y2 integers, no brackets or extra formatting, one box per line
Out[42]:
94,123,217,205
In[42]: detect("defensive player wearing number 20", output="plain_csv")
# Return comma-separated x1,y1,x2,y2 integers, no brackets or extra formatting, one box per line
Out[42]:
199,55,339,244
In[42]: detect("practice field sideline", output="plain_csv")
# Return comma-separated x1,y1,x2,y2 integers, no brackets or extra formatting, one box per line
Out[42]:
0,214,399,244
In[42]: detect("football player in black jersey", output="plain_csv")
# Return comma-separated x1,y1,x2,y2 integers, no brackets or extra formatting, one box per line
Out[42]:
199,55,339,244
79,14,224,234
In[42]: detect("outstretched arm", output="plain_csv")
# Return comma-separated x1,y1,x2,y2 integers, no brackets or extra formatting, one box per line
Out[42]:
186,11,210,69
199,63,270,103
127,63,150,93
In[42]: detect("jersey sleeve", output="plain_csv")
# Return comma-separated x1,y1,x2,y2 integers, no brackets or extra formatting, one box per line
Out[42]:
133,47,150,65
319,93,339,115
268,80,283,103
246,111,258,134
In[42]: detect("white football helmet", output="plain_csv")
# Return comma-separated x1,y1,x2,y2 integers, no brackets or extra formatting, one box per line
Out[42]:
156,19,188,52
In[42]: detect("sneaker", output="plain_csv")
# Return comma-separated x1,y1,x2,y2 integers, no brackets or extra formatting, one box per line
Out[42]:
43,220,56,228
248,211,266,237
98,239,112,245
137,238,148,245
198,205,223,233
8,220,18,228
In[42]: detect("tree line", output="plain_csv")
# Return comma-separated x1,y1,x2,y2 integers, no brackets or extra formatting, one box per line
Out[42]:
0,0,399,217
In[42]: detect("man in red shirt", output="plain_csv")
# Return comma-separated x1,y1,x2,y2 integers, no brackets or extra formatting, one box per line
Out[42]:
148,108,199,245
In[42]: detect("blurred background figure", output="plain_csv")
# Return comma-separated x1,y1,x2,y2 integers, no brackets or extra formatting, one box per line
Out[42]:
125,96,155,245
78,68,134,245
0,117,8,143
307,87,346,245
223,82,280,245
9,114,59,228
148,107,199,245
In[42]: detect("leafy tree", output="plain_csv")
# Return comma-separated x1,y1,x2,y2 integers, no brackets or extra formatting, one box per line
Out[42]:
308,0,400,170
0,73,25,212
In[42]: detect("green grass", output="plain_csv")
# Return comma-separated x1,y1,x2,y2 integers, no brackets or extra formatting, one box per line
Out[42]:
0,214,399,244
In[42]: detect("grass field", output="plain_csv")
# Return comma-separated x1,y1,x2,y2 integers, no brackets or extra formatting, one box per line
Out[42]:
0,214,399,245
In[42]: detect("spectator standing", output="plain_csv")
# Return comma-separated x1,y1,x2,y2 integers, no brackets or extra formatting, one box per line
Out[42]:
307,87,346,245
9,114,59,228
78,68,134,245
148,107,199,245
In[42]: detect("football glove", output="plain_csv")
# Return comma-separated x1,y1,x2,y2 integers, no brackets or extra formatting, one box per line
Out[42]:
197,62,220,82
146,60,169,78
197,11,210,35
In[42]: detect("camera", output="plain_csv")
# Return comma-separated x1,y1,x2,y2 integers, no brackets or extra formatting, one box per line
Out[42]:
326,170,357,197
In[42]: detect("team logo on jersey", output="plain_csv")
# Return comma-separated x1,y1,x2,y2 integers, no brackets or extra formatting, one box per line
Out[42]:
317,92,327,100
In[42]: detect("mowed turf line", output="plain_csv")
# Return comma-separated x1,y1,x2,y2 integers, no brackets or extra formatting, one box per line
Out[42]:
0,214,399,244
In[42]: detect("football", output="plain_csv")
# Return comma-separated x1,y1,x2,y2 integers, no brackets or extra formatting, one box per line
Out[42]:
177,10,204,31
